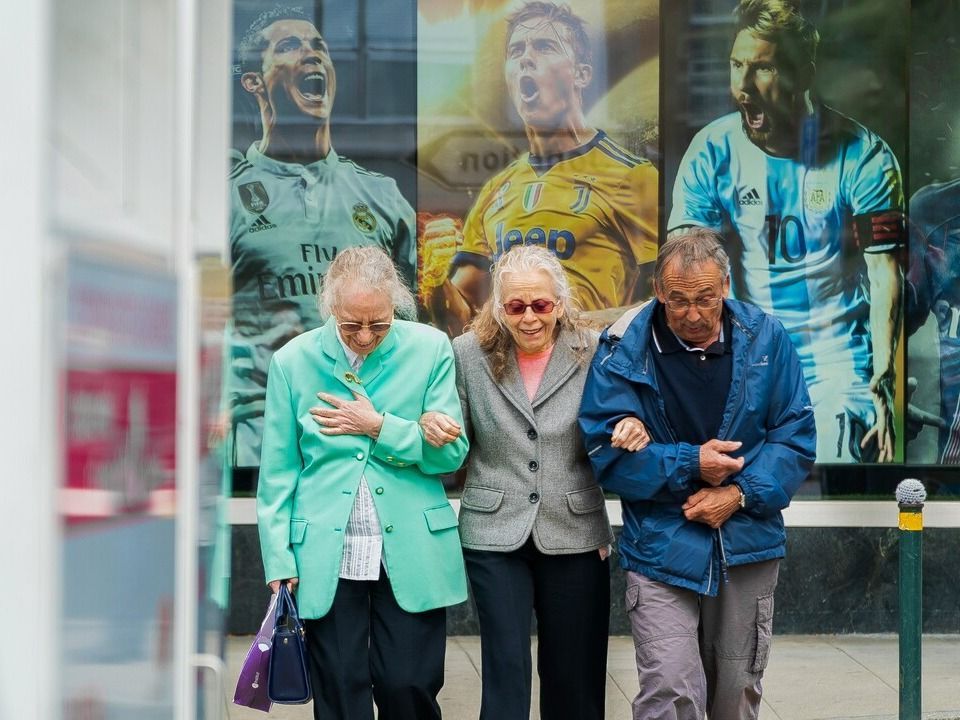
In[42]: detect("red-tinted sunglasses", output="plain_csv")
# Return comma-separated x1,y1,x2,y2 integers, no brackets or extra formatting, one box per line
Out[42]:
502,299,556,316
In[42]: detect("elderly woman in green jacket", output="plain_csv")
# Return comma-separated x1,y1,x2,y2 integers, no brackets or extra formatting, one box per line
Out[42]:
257,246,468,720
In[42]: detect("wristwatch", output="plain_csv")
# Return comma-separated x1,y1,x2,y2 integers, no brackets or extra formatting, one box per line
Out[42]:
734,483,746,509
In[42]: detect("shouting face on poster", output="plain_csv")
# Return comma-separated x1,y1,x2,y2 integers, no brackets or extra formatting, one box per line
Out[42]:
729,28,811,155
504,13,591,136
244,18,337,129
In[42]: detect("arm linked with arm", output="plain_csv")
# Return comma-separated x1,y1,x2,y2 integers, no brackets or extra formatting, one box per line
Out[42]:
371,338,468,475
577,351,700,503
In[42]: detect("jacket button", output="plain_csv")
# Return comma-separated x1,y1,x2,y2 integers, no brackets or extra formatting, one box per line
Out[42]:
375,487,384,495
385,525,394,533
529,492,540,503
528,460,539,472
356,452,364,461
527,428,537,440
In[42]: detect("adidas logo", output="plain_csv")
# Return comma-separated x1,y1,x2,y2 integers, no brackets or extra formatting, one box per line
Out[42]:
248,214,277,233
737,188,763,206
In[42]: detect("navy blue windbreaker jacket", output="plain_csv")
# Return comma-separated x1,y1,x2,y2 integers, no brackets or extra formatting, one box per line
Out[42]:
578,299,816,596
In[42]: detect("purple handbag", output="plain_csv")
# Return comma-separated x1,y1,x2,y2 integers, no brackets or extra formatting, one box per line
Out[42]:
233,592,278,713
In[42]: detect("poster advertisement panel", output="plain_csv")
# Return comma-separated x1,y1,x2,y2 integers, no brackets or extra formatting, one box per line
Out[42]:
417,0,661,334
662,0,908,468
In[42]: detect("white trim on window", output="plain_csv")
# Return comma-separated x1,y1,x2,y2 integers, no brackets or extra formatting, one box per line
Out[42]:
228,498,960,528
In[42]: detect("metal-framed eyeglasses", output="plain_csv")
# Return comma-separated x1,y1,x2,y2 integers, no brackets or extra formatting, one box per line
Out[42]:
336,320,393,335
663,297,722,313
502,299,557,316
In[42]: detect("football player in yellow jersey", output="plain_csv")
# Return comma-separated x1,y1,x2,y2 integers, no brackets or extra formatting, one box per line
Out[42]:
421,1,659,334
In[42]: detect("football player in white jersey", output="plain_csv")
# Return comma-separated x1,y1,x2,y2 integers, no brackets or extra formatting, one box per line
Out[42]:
668,0,903,464
226,6,416,471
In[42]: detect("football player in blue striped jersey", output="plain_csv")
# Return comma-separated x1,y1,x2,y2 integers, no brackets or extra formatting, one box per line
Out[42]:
668,0,904,464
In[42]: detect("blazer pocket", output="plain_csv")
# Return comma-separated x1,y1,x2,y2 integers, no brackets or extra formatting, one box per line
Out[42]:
423,503,459,533
289,519,308,545
566,486,605,515
461,486,505,513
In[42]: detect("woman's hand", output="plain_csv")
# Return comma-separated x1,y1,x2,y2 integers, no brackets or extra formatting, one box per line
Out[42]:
268,577,299,594
611,416,650,452
311,392,384,439
419,411,462,448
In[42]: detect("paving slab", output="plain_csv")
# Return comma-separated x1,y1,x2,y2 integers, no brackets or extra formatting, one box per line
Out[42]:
222,634,959,720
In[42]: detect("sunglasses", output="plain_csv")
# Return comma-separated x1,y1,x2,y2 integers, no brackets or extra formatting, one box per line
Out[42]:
502,299,556,316
337,321,393,335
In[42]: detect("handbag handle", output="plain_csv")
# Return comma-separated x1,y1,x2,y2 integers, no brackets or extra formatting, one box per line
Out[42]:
274,583,302,632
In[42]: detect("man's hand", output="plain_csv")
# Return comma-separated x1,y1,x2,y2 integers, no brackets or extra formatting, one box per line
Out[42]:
682,486,741,528
862,371,895,462
699,439,744,486
268,577,299,594
611,416,650,452
310,392,384,440
419,411,462,448
420,217,460,294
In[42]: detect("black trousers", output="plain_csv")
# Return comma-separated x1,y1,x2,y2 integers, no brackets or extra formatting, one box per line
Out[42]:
464,538,611,720
303,570,447,720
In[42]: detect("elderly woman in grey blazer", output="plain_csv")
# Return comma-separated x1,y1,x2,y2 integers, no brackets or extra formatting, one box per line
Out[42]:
422,245,647,720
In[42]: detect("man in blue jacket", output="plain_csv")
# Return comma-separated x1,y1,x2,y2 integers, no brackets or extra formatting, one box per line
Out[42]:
578,228,816,720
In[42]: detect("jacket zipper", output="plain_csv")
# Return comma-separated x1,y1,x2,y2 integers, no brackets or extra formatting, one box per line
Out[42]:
712,314,754,591
706,544,714,592
717,527,730,585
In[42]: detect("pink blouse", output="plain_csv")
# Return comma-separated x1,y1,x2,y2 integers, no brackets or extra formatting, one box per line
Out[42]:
516,344,555,401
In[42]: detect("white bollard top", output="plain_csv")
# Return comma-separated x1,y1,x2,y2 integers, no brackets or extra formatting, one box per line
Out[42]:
895,478,927,505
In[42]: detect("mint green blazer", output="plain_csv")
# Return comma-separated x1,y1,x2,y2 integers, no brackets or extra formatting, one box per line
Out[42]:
256,319,469,618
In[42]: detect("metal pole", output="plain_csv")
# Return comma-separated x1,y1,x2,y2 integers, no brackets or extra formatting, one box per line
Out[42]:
896,478,926,720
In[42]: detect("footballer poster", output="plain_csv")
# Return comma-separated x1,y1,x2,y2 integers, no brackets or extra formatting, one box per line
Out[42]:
906,0,960,466
416,0,661,335
662,0,908,467
227,1,418,477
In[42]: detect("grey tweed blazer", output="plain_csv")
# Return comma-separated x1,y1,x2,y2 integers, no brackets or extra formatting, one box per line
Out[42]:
453,329,613,554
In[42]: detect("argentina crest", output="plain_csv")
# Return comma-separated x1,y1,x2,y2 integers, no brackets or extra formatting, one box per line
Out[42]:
238,181,270,214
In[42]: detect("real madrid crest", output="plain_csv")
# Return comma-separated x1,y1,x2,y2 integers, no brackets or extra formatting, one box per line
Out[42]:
352,202,378,233
238,181,270,214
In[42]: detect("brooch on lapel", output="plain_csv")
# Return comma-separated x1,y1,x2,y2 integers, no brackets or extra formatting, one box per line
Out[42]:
343,372,362,384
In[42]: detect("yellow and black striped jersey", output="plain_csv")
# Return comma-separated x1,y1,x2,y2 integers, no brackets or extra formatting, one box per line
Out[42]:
455,130,659,311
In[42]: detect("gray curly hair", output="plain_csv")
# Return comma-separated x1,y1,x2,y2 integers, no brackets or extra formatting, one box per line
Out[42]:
318,246,417,321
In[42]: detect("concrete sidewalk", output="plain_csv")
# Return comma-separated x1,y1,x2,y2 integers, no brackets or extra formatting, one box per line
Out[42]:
222,634,959,719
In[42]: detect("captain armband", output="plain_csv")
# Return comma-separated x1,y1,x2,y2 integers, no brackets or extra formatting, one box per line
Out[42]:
853,210,904,254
